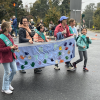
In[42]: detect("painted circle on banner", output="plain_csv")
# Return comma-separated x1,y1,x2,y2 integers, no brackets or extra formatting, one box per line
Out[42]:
67,50,70,54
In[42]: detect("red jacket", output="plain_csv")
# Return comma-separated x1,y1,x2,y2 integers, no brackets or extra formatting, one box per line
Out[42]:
54,23,73,38
0,34,17,63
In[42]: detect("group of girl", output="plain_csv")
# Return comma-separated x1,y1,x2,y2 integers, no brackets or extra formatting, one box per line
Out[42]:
0,16,92,94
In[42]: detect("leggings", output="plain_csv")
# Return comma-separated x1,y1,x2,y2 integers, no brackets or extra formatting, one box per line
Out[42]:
76,50,87,67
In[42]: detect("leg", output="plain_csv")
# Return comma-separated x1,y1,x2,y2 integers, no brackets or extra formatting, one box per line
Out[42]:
54,64,60,70
83,51,89,71
66,61,75,71
11,30,14,36
14,27,17,37
76,51,83,64
9,59,17,85
73,51,83,68
2,63,10,90
34,68,42,74
83,50,88,68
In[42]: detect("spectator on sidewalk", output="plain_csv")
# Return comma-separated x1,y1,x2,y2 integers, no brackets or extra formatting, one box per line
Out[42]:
12,16,17,38
49,21,55,36
30,19,35,27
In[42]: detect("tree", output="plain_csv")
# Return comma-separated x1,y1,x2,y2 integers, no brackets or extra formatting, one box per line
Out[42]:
93,7,100,30
97,2,100,8
83,3,95,28
0,0,30,23
30,0,49,23
59,0,70,16
44,0,60,27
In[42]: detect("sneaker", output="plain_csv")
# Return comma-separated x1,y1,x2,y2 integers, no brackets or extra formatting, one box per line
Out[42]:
20,70,26,73
34,68,42,74
9,85,14,91
73,62,77,68
1,90,13,94
83,67,89,72
67,67,75,71
54,66,60,70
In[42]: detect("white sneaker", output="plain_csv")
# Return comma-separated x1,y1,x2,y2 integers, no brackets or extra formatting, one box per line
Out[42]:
9,85,14,91
54,66,60,70
67,67,75,71
1,90,13,94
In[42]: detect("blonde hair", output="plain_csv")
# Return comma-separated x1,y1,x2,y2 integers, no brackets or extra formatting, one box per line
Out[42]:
0,22,11,34
2,19,6,24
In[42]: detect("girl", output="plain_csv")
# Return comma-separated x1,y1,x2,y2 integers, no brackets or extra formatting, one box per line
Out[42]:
34,24,49,42
73,28,92,72
0,22,18,94
69,18,78,40
33,24,49,73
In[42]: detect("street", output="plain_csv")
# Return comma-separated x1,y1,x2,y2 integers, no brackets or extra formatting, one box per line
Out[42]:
0,31,100,100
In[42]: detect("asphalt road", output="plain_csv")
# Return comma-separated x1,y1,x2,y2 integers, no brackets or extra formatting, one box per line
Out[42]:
0,31,100,100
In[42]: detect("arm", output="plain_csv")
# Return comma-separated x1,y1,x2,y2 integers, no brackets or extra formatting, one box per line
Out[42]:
0,39,11,52
45,34,49,42
54,26,59,37
88,38,92,44
77,37,84,48
19,29,29,43
33,33,39,42
67,26,73,37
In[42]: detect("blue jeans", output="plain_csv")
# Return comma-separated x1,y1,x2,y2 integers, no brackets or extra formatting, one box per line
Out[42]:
56,32,64,40
14,27,17,37
2,59,17,90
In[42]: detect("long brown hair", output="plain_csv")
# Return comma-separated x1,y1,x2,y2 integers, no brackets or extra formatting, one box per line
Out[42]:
0,22,11,34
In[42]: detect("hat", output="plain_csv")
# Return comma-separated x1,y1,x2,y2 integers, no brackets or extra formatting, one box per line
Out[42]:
60,16,68,21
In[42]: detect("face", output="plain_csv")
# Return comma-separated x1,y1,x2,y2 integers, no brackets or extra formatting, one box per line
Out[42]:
72,20,75,26
62,19,67,24
7,25,12,33
50,21,53,24
40,26,44,32
22,18,28,26
82,29,87,35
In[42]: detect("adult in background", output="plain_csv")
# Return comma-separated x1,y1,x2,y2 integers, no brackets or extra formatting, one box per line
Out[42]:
54,16,75,71
12,16,17,38
18,16,41,74
49,21,55,36
76,23,80,34
40,19,44,25
30,19,35,27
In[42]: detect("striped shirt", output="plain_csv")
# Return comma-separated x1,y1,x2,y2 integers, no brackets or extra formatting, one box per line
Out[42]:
33,33,49,42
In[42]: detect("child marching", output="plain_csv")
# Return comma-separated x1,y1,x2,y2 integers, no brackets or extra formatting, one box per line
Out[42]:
73,28,92,71
0,22,18,94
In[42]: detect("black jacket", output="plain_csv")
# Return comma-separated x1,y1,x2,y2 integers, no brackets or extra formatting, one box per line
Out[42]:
19,28,33,43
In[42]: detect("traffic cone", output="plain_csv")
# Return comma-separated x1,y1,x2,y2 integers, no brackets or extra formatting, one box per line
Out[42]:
95,34,97,36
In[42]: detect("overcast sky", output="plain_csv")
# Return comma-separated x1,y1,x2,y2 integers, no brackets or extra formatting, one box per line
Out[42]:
22,0,100,10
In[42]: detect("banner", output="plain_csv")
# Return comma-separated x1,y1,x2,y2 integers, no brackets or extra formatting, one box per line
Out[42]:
15,37,75,70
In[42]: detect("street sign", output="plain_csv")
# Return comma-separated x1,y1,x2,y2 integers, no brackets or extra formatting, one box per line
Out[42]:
70,0,82,10
70,0,82,23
